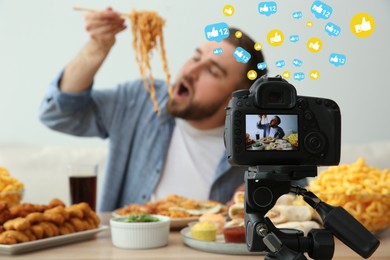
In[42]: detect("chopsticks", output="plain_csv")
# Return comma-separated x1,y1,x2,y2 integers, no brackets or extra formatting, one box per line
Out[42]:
73,6,131,18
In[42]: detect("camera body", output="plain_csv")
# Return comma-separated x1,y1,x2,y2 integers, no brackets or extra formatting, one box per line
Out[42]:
225,76,341,166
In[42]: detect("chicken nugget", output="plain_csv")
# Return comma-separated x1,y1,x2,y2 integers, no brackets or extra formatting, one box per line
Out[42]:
84,211,100,227
48,198,66,208
26,212,44,224
39,222,58,238
84,217,97,229
0,203,13,225
3,217,30,231
65,205,84,219
63,221,76,233
0,230,29,244
69,217,87,232
0,233,17,244
43,212,65,226
59,225,72,235
23,229,37,241
30,224,44,239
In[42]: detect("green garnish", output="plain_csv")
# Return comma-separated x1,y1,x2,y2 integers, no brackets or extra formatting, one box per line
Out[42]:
122,213,160,223
253,142,263,147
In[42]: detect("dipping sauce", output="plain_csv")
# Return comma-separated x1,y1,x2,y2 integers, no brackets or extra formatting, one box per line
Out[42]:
223,226,246,243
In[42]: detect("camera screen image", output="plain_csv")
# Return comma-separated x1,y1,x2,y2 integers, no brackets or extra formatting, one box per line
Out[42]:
245,114,298,151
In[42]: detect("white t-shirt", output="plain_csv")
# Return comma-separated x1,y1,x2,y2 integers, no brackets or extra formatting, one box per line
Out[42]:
152,119,225,201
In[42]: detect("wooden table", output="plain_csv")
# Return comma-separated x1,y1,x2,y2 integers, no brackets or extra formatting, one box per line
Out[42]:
1,213,389,259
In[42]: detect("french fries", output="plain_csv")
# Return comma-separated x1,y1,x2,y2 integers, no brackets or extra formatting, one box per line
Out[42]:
308,158,390,232
0,166,24,206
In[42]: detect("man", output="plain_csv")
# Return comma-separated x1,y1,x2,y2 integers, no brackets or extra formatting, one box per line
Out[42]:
39,7,267,211
257,115,285,139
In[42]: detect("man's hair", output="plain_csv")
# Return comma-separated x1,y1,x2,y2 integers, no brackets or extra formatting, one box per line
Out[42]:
274,116,281,124
224,27,267,89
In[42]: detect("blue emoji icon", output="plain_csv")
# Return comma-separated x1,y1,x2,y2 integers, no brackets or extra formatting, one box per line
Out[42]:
275,60,285,68
234,47,251,64
292,59,303,67
294,72,305,81
257,62,267,70
292,11,303,19
289,35,299,43
311,1,332,19
204,22,230,42
325,22,341,37
329,53,346,67
258,2,277,17
213,48,223,56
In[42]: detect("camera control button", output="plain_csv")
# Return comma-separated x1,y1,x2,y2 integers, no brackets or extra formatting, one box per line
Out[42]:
237,101,243,107
304,132,326,154
297,98,307,109
234,111,242,117
234,138,242,145
304,111,313,121
245,101,252,107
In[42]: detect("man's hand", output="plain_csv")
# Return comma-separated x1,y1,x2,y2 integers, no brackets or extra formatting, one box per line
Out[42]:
60,7,127,93
84,7,127,54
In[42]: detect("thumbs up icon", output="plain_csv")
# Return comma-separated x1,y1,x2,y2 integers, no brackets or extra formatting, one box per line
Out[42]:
309,41,320,50
207,27,219,38
260,4,269,12
355,17,372,33
270,32,281,43
313,4,323,14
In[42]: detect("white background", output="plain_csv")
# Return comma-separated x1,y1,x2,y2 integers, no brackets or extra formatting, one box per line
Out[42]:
0,0,389,147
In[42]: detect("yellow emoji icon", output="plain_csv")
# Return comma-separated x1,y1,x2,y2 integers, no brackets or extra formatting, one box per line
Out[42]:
267,29,284,47
310,70,320,80
247,70,257,80
235,31,242,38
254,42,262,51
223,5,235,17
307,21,313,27
282,71,290,79
307,37,322,53
350,12,375,38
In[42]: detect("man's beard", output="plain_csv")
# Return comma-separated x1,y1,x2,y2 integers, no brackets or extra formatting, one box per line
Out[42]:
167,97,225,120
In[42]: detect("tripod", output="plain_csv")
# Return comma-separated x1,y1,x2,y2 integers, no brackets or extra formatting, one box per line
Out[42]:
244,165,380,259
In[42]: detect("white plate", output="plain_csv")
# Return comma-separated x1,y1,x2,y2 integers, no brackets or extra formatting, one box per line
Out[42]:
112,212,198,229
0,226,108,255
180,227,264,255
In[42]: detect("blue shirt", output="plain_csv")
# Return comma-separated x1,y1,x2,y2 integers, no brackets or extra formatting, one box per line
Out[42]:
39,72,247,212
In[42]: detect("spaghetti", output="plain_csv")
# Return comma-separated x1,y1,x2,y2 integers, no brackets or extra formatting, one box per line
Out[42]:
128,10,173,114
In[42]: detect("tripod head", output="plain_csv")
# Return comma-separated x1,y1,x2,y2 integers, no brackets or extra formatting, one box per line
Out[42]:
244,165,380,259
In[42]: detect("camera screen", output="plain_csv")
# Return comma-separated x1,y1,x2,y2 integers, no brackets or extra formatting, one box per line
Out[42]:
245,114,298,151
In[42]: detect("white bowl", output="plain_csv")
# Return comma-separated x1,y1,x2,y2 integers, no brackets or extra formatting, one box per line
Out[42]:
110,215,170,249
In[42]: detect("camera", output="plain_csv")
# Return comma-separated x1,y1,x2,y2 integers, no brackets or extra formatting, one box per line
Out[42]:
225,75,341,166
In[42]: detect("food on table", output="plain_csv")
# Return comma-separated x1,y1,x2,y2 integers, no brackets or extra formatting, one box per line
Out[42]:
199,213,226,234
284,133,298,147
190,221,217,242
265,205,312,224
223,191,245,243
275,221,320,236
228,203,244,220
119,213,160,223
261,136,275,144
129,10,173,114
222,225,246,243
0,166,24,206
307,157,390,232
251,142,264,150
114,194,227,218
0,198,100,245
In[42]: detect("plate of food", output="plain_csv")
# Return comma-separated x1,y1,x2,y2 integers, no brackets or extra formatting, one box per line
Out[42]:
113,194,228,229
181,227,262,255
0,226,107,255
